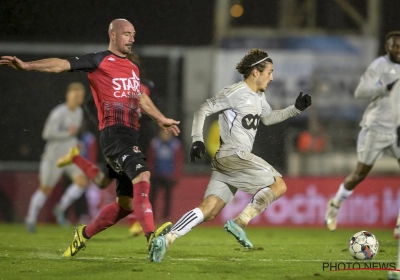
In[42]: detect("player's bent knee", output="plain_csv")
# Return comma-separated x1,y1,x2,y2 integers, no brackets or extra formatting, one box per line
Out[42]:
270,177,287,198
116,196,133,211
279,179,288,194
132,171,151,184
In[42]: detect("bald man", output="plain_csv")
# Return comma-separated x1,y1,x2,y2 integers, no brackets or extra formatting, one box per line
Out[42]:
0,19,180,258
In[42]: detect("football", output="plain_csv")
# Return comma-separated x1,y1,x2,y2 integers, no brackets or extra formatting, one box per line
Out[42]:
348,231,379,260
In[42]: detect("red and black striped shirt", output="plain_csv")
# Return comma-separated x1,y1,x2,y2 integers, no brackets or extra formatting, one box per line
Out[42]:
68,50,142,131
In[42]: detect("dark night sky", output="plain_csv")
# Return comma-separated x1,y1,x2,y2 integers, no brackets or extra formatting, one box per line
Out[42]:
0,0,215,45
1,0,400,162
1,0,399,47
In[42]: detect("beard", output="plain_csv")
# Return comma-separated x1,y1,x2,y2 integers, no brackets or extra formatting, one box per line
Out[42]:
389,53,400,64
121,44,132,54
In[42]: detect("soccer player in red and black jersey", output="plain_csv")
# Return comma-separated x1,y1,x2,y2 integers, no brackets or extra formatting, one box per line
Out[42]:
56,52,157,237
0,19,179,258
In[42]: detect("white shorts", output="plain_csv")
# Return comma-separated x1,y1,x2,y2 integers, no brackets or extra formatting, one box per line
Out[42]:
204,151,281,204
357,128,400,165
39,158,84,187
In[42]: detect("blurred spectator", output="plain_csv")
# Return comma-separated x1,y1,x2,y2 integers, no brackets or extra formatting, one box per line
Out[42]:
297,122,327,153
147,129,183,222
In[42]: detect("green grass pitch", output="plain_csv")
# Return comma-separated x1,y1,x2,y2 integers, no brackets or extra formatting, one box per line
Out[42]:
0,224,397,279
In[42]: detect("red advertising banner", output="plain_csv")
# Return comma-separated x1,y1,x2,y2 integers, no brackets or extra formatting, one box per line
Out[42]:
0,172,398,229
167,176,400,228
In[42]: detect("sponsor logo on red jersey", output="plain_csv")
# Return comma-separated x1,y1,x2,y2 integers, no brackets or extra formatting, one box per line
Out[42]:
112,70,140,99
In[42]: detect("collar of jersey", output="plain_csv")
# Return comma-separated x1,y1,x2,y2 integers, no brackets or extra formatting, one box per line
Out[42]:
107,50,127,59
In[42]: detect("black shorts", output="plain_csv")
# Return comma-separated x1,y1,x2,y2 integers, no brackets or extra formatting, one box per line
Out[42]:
100,124,149,197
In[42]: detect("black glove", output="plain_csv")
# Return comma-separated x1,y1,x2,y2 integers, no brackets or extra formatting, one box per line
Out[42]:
397,126,400,147
294,92,312,111
387,79,398,91
190,141,205,162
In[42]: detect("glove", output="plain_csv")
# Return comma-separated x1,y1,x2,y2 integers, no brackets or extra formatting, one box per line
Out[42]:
387,79,398,91
397,126,400,147
190,141,205,162
294,92,312,111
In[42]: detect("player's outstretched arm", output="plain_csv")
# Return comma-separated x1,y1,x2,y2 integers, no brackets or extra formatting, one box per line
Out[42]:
261,92,312,126
0,56,70,73
139,93,180,136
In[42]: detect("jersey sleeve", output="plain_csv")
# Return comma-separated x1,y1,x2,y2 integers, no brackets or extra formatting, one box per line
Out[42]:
354,59,388,100
260,94,272,118
191,92,232,143
205,92,232,113
67,52,106,73
261,105,301,126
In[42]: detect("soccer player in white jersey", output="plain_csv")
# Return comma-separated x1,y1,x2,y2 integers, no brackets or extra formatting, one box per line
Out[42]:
391,81,400,239
148,48,312,262
325,31,400,234
25,82,88,232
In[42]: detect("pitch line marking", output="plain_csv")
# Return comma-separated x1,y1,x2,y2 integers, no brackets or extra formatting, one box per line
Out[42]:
33,255,396,263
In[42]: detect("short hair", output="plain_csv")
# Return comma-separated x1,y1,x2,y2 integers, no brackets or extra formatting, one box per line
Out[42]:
236,48,273,79
66,82,85,93
386,31,400,44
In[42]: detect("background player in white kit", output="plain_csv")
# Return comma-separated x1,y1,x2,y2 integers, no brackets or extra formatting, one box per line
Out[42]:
390,79,400,240
325,31,400,235
26,82,89,232
148,48,312,262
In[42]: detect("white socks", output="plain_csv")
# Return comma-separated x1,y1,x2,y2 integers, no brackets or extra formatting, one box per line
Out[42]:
333,183,353,207
235,187,276,227
166,208,204,246
26,190,47,223
59,184,86,211
26,184,86,224
171,207,204,236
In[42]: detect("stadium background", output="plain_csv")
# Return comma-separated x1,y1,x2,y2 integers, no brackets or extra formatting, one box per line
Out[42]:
0,0,399,228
